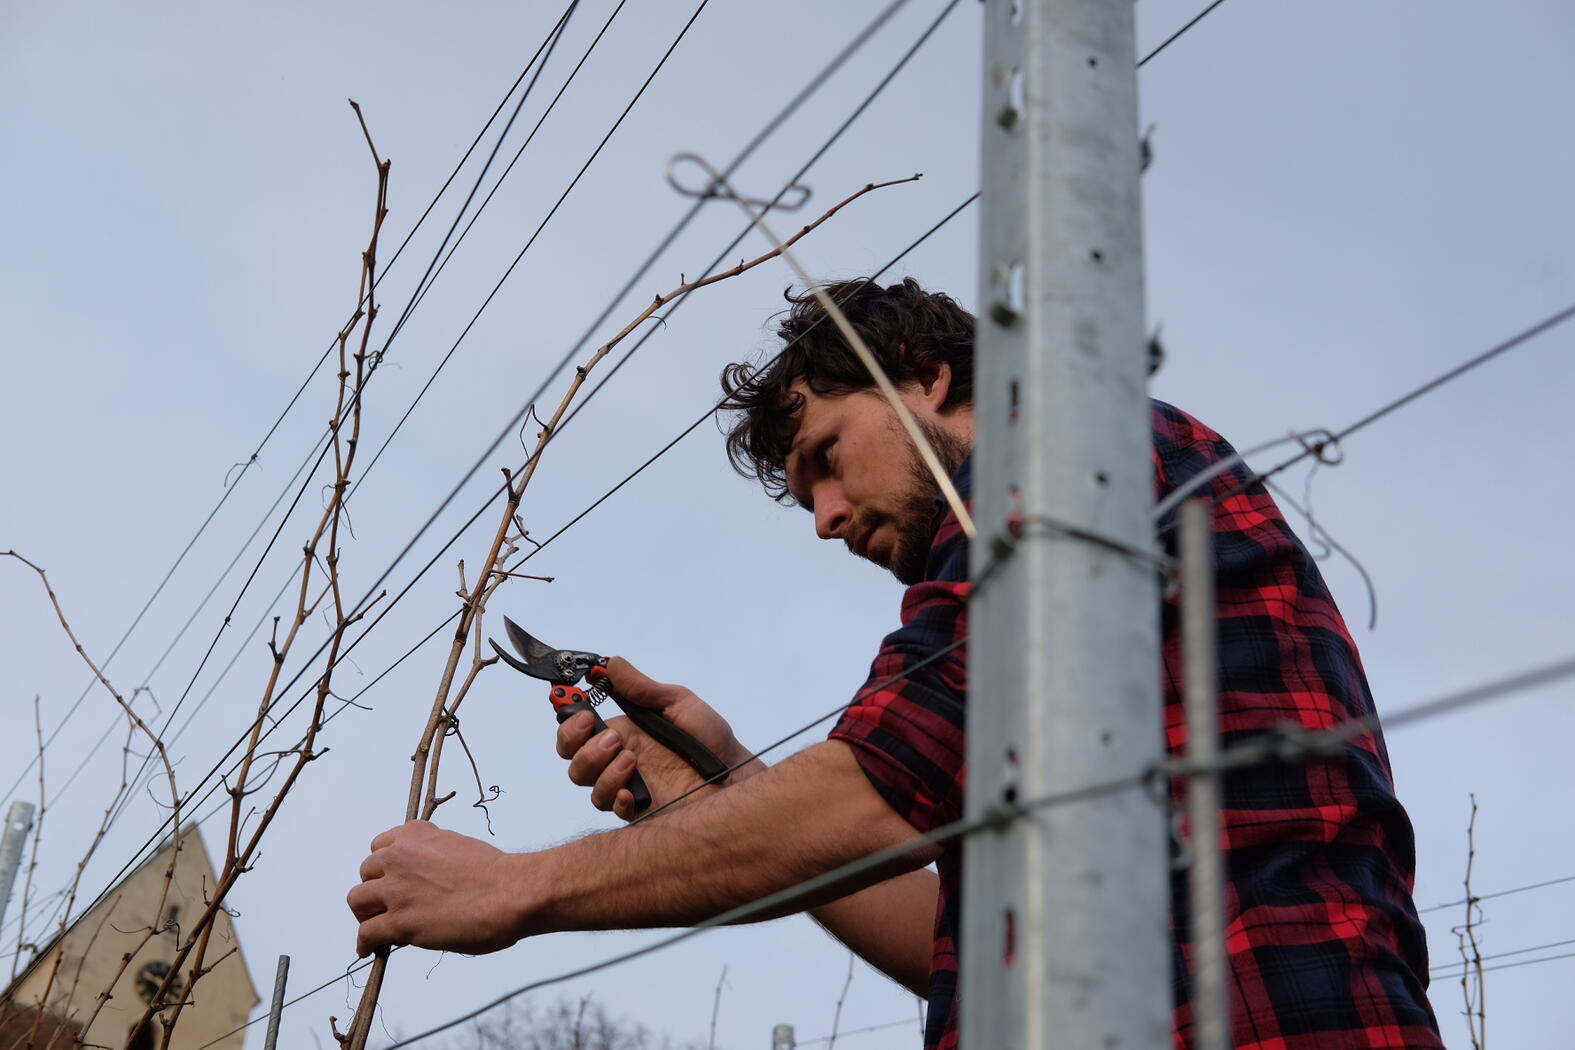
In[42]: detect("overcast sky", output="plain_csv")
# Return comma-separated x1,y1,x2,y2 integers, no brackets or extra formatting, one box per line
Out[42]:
3,2,1574,1048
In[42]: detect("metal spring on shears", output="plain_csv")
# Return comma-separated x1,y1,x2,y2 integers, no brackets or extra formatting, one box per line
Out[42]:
586,679,613,706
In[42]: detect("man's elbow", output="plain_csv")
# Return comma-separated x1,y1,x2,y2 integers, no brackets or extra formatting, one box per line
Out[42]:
795,741,943,870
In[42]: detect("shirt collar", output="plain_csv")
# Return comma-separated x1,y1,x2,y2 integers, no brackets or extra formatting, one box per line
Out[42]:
934,452,974,510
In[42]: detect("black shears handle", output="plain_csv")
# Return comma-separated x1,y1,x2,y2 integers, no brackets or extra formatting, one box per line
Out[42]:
604,697,731,784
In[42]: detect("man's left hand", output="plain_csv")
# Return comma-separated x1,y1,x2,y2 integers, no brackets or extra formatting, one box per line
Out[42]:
347,820,522,957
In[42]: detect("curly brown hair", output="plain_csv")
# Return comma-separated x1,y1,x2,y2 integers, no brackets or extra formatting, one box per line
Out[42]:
719,277,975,502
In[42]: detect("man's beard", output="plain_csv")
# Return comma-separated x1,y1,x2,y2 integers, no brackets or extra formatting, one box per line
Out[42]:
849,417,970,586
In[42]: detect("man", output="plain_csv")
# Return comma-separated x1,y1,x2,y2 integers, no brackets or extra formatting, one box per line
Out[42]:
348,278,1444,1048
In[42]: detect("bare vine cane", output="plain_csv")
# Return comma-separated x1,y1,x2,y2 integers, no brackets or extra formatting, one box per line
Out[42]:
108,100,392,1050
1456,796,1487,1050
0,554,182,1050
339,172,922,1050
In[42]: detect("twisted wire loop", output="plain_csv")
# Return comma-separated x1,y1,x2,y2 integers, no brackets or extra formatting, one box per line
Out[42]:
666,152,813,211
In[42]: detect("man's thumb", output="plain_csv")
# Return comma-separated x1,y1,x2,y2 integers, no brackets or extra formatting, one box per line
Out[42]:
603,656,673,711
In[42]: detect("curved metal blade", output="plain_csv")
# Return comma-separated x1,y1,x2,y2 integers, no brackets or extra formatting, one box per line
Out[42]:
505,617,560,667
492,616,603,685
487,617,567,683
487,637,538,678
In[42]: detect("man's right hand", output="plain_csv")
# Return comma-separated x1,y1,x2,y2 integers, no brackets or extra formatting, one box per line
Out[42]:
555,656,763,821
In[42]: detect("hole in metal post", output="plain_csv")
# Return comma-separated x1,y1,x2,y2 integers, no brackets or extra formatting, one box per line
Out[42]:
1008,0,1023,25
1003,909,1017,965
1003,745,1020,804
1008,379,1020,423
997,67,1025,129
991,259,1025,325
1094,470,1109,487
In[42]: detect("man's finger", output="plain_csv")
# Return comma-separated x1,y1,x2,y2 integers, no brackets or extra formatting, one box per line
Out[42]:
555,709,597,759
357,852,385,882
567,729,621,788
611,787,638,823
355,913,406,958
346,881,387,923
590,750,637,812
368,825,403,852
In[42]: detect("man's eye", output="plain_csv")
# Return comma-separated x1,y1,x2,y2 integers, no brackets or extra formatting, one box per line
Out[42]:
818,440,836,472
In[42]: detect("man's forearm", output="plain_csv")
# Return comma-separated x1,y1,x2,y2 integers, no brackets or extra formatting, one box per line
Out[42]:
811,869,938,997
505,741,940,939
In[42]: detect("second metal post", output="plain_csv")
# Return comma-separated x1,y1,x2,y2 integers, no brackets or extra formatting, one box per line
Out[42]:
1182,499,1230,1050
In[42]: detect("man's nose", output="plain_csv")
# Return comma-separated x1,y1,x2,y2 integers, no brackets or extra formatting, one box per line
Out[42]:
813,490,851,540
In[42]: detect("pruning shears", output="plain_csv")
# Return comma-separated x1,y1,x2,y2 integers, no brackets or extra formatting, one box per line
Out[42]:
488,616,729,813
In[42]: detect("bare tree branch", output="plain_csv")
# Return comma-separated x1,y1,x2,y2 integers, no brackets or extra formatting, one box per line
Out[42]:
1454,795,1487,1050
826,952,855,1050
708,966,727,1050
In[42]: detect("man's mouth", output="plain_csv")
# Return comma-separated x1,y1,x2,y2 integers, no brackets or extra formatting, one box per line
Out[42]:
848,525,873,561
850,523,888,565
848,530,869,560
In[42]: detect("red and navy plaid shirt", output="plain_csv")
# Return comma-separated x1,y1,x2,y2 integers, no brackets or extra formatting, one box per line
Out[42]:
828,401,1442,1050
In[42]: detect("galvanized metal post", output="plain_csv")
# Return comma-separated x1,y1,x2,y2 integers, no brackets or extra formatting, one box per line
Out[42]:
965,0,1168,1047
263,954,291,1050
771,1023,795,1050
0,800,36,930
1182,500,1230,1050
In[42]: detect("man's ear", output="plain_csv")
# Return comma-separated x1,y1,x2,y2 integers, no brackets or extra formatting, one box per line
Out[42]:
912,359,954,410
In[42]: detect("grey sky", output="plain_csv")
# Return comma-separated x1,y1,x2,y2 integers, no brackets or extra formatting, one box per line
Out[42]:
3,1,1573,1047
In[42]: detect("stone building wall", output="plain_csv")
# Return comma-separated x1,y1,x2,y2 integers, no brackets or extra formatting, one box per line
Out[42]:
5,830,258,1050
